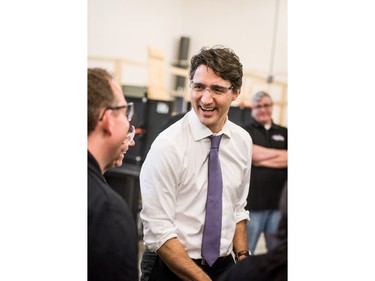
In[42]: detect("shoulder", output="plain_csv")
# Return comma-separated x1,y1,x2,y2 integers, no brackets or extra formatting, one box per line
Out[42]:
159,112,186,132
242,118,261,132
142,116,190,173
88,178,131,220
271,122,287,132
227,120,252,143
152,114,190,150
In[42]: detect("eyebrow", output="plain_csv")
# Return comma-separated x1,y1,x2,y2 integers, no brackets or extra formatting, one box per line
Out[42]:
192,81,230,87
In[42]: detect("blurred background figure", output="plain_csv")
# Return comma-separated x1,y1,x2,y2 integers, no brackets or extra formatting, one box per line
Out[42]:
243,91,287,254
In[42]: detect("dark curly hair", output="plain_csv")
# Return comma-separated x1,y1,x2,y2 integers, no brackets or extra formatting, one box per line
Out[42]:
189,46,243,90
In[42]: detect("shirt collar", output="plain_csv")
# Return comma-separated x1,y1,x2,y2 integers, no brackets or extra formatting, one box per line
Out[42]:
187,109,231,141
250,116,274,129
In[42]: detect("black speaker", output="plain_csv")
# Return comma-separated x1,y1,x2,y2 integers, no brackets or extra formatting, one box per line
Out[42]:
122,96,175,164
228,106,252,127
142,99,174,160
175,36,190,90
177,36,190,63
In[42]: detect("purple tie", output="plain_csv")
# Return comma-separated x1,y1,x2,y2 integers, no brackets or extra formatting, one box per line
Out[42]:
202,135,223,267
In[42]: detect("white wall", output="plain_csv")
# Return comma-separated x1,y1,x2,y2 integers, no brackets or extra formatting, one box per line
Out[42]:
88,0,287,82
88,0,186,85
181,0,287,79
88,0,287,124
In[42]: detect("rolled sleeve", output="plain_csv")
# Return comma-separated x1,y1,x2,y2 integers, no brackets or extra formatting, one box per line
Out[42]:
141,220,178,252
140,136,181,252
235,142,252,224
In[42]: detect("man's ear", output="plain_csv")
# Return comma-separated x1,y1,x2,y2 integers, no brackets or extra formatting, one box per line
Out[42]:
231,89,241,101
100,110,114,135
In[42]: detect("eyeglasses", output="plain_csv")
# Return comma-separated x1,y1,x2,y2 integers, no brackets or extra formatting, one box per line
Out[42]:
190,81,233,96
126,125,135,145
253,103,273,110
99,102,134,121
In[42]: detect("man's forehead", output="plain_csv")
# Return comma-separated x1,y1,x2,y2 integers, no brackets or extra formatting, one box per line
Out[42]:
109,79,121,92
254,96,271,103
109,79,125,100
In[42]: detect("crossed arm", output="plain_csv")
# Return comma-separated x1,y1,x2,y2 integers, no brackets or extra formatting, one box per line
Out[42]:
252,144,287,168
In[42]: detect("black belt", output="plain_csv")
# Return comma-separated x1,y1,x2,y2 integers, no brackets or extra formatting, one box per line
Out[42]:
192,254,234,268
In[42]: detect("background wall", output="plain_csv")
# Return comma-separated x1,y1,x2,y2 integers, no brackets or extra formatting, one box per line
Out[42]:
88,0,287,124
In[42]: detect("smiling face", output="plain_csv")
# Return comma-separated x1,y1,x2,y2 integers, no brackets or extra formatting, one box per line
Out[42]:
113,139,135,167
251,95,273,126
190,65,239,133
109,79,130,152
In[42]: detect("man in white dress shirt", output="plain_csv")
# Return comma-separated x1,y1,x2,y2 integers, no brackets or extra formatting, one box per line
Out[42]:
140,46,252,281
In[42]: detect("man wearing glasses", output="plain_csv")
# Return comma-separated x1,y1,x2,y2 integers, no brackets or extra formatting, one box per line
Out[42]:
243,91,287,255
113,125,136,167
87,68,138,280
140,46,252,281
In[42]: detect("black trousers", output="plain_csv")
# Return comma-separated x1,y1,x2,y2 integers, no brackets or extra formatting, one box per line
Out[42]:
148,254,235,281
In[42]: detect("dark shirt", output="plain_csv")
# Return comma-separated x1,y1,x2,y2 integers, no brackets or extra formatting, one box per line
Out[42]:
88,151,138,281
219,184,288,281
218,243,287,281
243,117,287,210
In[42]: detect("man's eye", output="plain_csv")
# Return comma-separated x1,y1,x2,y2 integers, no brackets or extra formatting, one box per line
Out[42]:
212,87,225,94
194,84,204,90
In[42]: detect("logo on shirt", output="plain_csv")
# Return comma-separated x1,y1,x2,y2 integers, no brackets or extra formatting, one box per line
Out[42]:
272,134,285,142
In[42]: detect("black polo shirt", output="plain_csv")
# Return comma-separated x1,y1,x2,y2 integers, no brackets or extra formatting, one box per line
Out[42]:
243,118,287,211
88,151,138,281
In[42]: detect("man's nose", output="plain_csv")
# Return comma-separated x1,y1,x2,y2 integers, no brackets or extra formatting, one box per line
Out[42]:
200,89,214,103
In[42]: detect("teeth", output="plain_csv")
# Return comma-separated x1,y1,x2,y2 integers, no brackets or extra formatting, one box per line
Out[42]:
201,106,215,111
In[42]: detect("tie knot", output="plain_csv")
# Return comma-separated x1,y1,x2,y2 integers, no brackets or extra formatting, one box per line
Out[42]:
210,135,222,149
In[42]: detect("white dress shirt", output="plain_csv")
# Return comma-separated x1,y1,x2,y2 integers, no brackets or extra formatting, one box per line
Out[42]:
140,109,252,259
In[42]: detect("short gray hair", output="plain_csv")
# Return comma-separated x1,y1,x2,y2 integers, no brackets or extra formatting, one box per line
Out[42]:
252,91,272,104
